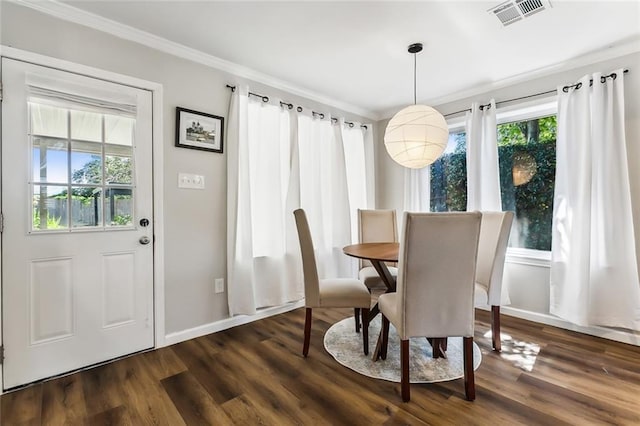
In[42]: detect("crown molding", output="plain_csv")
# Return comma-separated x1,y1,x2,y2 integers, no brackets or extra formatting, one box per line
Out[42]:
380,38,640,120
12,0,379,121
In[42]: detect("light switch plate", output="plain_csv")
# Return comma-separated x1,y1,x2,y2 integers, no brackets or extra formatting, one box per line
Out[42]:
214,278,225,294
178,172,205,189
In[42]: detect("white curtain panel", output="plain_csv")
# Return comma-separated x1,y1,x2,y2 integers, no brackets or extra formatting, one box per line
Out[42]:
551,70,640,331
227,90,303,316
342,121,368,244
466,99,502,211
403,166,430,212
227,91,369,315
298,115,353,279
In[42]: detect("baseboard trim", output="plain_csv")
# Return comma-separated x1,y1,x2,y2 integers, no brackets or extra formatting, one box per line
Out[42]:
163,300,305,347
499,306,640,347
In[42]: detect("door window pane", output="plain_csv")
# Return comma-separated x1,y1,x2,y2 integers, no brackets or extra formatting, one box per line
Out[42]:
30,103,68,138
71,141,102,185
71,186,102,228
32,138,68,184
32,185,68,230
105,188,133,227
70,110,102,142
104,153,133,185
105,115,134,146
430,131,467,212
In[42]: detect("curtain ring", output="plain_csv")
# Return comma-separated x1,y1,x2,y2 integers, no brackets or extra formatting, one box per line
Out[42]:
261,96,269,103
297,106,303,112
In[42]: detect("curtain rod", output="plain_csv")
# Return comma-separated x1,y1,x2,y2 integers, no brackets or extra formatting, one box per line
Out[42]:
225,84,368,129
443,69,630,118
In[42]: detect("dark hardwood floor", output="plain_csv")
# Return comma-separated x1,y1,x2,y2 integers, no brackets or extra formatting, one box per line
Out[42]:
1,308,639,425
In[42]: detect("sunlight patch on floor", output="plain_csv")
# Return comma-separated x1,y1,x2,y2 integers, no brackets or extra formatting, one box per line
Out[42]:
484,330,541,372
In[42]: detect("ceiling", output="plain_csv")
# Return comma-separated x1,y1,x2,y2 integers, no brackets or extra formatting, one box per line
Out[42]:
55,0,640,119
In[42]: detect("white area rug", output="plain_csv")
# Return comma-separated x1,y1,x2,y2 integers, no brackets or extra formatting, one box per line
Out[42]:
324,316,482,383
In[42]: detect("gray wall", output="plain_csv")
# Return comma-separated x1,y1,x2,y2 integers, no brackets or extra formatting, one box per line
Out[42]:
376,51,640,316
0,2,369,334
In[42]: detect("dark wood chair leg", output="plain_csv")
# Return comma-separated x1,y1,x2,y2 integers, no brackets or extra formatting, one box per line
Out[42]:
354,308,361,333
463,336,475,401
401,339,410,402
303,308,312,357
381,314,390,360
491,305,501,352
361,308,370,355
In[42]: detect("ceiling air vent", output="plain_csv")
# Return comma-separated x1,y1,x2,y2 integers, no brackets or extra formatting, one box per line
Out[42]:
489,0,552,26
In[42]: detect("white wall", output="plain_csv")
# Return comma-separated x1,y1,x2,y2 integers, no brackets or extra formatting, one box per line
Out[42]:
0,2,369,335
376,51,640,340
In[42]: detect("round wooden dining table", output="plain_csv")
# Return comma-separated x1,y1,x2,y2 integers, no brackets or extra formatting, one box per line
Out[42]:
342,242,399,321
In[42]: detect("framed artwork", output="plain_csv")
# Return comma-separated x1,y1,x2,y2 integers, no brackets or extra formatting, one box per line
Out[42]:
175,107,224,153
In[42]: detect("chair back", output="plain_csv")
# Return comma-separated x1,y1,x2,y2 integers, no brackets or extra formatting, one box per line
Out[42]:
358,209,398,268
395,212,481,339
475,211,514,306
293,209,320,306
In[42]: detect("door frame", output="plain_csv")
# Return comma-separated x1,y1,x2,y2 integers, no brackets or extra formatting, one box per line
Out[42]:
0,46,166,393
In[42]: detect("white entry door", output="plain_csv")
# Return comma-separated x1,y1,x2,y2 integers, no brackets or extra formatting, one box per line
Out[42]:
1,58,154,389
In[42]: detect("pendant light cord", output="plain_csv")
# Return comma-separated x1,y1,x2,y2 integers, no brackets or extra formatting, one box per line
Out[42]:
413,51,417,105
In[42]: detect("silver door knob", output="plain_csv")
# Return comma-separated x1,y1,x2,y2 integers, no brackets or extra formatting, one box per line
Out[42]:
139,236,151,245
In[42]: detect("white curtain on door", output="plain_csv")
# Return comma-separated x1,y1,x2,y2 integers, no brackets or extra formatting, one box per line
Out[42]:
551,70,640,331
466,99,502,211
227,88,369,315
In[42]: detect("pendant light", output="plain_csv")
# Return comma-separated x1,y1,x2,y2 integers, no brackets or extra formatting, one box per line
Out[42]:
384,43,448,169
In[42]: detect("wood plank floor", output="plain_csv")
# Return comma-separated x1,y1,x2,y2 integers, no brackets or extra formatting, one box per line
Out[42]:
1,308,639,425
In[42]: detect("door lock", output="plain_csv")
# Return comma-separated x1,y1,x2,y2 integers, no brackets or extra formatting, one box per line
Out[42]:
140,218,150,227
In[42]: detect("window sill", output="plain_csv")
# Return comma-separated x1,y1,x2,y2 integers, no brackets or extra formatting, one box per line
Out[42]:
505,248,551,268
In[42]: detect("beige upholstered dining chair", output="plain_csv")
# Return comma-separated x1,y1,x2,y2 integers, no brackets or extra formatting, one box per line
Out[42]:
377,212,482,402
354,209,398,332
474,211,514,352
357,209,398,289
294,209,372,357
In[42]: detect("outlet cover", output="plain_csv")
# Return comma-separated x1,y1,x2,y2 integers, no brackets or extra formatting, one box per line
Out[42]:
214,278,225,293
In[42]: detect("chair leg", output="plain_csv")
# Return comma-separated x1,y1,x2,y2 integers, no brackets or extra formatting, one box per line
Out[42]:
303,308,312,357
381,314,390,360
361,308,370,355
401,339,410,402
354,308,361,333
491,305,501,352
463,336,475,401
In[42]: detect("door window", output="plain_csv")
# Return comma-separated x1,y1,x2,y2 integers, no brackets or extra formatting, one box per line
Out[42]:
29,102,135,231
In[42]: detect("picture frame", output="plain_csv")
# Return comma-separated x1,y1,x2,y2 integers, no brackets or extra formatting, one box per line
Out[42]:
175,107,224,153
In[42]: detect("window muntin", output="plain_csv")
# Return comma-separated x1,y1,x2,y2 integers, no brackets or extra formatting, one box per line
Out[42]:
29,102,135,232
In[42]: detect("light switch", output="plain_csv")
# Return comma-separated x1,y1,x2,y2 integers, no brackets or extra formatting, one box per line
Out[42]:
178,172,205,189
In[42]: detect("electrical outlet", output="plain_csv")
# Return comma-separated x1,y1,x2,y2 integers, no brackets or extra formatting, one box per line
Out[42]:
214,278,225,294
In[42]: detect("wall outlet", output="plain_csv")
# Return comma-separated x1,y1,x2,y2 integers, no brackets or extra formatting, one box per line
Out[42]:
214,278,225,294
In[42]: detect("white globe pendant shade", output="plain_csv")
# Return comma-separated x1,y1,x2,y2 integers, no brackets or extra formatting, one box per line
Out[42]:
384,104,449,169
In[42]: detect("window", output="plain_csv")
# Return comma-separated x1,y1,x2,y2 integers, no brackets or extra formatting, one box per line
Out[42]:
429,102,557,252
430,130,467,212
498,115,556,251
30,102,135,231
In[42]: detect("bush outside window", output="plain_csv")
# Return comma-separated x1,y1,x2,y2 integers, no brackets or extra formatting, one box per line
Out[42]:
429,115,557,251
